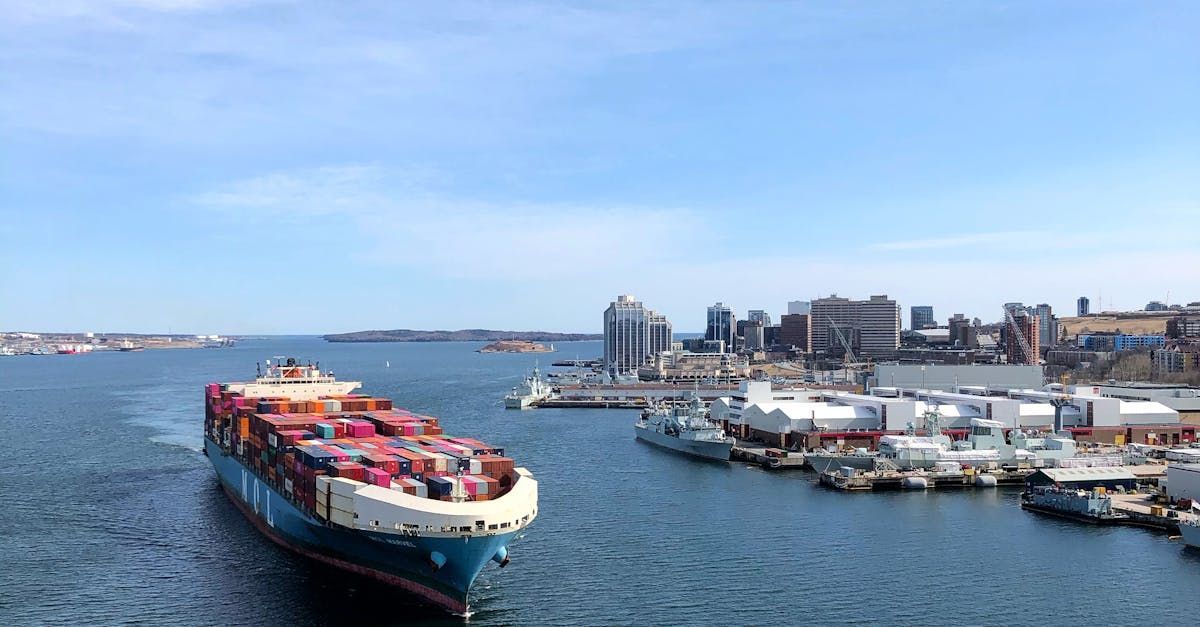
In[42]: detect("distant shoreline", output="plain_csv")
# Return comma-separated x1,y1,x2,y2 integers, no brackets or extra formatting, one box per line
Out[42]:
324,329,602,343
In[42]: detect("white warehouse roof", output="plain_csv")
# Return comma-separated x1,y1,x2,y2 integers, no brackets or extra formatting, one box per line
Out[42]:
1035,467,1137,483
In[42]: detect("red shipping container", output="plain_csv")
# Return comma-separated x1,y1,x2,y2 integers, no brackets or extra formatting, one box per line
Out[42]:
362,453,399,475
328,461,366,482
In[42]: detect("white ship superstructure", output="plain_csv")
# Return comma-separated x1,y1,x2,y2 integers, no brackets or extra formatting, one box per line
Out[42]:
504,365,555,409
635,393,734,461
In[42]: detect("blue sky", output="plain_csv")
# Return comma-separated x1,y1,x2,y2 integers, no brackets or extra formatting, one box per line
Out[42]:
1,1,1197,334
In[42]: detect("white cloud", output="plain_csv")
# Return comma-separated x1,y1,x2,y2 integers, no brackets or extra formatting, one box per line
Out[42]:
192,164,707,280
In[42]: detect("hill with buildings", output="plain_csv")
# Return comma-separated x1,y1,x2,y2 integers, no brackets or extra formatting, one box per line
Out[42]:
324,329,601,343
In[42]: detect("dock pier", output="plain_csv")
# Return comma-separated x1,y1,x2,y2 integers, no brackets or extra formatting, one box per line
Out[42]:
731,443,806,469
819,467,1035,491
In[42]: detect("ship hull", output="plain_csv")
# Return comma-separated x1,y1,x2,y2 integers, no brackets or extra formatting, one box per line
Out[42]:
1182,523,1200,549
504,396,534,409
634,425,732,461
205,438,516,614
805,454,877,474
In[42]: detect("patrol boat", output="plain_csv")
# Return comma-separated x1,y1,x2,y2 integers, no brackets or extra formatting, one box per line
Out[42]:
635,393,734,461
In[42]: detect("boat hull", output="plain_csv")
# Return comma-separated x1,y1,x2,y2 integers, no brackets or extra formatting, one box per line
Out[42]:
504,396,534,409
1182,523,1200,549
634,425,732,461
206,438,517,614
805,454,877,474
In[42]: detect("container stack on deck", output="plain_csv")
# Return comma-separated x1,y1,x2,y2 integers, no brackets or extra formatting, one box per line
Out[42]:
204,384,519,517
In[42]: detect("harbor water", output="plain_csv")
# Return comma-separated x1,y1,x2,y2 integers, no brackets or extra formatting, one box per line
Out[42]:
2,337,1199,626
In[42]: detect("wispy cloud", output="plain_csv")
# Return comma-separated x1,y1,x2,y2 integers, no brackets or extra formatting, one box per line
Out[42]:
191,164,708,280
869,231,1040,251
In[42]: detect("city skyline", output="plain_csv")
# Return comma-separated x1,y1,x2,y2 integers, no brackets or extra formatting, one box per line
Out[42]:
2,2,1198,334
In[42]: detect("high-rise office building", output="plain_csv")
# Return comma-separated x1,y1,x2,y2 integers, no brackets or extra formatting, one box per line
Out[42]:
648,311,673,358
948,313,977,348
1077,296,1090,317
787,300,811,315
780,314,811,352
748,310,772,327
603,295,672,375
743,320,765,351
1005,310,1040,365
810,294,900,357
910,306,935,330
706,302,736,353
1034,303,1055,348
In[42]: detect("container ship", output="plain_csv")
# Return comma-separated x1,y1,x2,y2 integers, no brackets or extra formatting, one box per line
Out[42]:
203,359,538,614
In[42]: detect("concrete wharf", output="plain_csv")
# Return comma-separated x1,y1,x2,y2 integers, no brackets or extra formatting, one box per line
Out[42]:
731,443,807,469
818,467,1035,491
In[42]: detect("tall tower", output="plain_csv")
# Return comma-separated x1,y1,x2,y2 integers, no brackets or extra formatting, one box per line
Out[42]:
603,295,648,375
705,302,736,353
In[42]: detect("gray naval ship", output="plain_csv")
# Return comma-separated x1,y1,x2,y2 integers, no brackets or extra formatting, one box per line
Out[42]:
635,393,735,461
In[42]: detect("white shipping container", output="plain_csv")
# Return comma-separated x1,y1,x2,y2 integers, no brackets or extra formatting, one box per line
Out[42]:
330,509,355,528
316,476,333,494
469,459,483,474
329,493,354,512
268,433,278,447
330,477,365,497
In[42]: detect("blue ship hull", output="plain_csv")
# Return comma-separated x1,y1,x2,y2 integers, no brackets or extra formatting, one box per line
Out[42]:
205,438,517,614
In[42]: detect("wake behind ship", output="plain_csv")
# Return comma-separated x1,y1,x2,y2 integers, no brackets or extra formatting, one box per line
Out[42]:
203,359,538,614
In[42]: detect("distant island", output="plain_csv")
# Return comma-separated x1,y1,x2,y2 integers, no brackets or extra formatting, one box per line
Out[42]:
477,340,554,353
323,329,602,343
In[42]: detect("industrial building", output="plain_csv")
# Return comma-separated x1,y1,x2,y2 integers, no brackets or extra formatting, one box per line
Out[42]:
810,294,900,358
711,380,1189,450
868,364,1043,391
1078,383,1200,424
1025,467,1138,492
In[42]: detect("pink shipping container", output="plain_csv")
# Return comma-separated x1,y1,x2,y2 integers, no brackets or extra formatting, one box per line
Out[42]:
364,467,391,487
346,420,375,438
